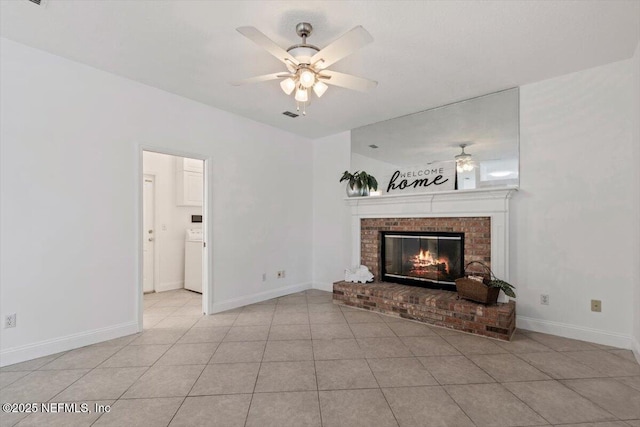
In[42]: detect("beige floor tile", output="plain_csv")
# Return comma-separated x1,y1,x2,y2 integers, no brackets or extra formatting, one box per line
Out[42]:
263,340,313,361
616,376,640,392
277,295,308,305
383,386,475,427
504,380,616,424
170,394,251,427
368,357,437,387
275,304,310,314
495,333,554,353
0,369,89,403
0,371,30,389
177,326,229,343
625,420,640,426
316,359,378,390
609,349,639,363
419,355,495,385
0,410,28,427
152,316,200,329
310,323,354,340
190,363,260,395
255,361,317,392
193,314,237,328
224,325,270,342
151,298,190,308
143,315,165,329
312,339,365,360
308,303,342,313
242,303,276,313
39,346,120,370
272,311,310,325
309,311,347,324
144,305,180,316
246,391,321,427
357,337,413,358
350,322,396,338
233,312,273,326
524,332,599,352
93,334,141,347
122,365,205,398
155,343,218,365
130,329,187,345
1,353,67,372
343,311,385,323
93,397,183,427
443,334,509,355
171,305,204,317
400,336,461,357
562,378,640,419
209,341,266,363
269,324,312,340
54,367,146,400
319,389,398,427
386,321,437,337
446,383,548,426
99,344,170,367
17,400,113,427
564,351,640,377
516,351,606,379
469,353,551,382
306,295,334,304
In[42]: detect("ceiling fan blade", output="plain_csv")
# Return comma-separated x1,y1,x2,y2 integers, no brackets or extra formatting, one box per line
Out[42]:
237,26,299,66
318,70,377,92
310,26,373,69
230,72,286,86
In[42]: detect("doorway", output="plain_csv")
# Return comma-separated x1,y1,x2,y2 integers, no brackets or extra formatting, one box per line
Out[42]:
140,149,209,330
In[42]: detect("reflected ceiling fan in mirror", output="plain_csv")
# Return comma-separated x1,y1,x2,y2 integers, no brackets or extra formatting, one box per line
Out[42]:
231,22,377,115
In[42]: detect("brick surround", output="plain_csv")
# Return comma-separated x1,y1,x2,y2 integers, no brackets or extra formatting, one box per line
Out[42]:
361,217,491,281
333,281,516,341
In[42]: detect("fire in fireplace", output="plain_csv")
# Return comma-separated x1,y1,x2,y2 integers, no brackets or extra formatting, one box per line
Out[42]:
381,231,464,291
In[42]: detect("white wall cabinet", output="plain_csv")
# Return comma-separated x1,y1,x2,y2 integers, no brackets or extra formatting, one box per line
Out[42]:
176,158,203,206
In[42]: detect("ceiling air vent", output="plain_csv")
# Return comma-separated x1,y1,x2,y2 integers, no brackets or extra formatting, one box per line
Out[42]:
282,111,299,118
27,0,47,5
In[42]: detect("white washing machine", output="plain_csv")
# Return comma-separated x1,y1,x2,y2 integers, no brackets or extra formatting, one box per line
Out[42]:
184,228,203,293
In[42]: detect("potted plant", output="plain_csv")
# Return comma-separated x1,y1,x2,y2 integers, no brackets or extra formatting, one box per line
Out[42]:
340,171,379,197
455,261,516,304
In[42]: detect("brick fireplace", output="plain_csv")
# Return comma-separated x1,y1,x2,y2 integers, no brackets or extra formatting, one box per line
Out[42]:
334,188,518,340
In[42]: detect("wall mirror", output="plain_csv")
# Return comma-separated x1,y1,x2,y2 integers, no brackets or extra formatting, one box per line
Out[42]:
351,88,519,192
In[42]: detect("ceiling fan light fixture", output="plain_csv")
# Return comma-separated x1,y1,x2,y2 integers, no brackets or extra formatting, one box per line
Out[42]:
295,87,308,102
299,69,316,88
280,78,296,95
455,144,475,173
313,81,328,97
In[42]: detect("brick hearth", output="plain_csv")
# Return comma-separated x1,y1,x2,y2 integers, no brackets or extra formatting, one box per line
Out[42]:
333,281,516,341
361,217,491,281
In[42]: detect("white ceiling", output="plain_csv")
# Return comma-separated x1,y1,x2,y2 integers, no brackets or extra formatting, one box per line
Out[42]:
1,0,638,139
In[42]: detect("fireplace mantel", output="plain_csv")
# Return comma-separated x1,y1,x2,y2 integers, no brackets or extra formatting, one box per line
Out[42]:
345,186,518,301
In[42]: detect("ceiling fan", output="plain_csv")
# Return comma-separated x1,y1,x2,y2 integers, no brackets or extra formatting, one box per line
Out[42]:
232,22,377,115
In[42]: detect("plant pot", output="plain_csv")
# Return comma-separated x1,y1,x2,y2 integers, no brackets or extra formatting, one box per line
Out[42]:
346,183,365,197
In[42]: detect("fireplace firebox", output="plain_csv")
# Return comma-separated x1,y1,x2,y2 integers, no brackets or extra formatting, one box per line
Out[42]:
381,231,464,291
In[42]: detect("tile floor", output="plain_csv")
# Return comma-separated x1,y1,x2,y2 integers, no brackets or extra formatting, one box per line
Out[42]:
1,288,640,426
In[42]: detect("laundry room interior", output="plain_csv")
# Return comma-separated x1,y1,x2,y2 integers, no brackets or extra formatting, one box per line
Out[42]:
142,151,204,320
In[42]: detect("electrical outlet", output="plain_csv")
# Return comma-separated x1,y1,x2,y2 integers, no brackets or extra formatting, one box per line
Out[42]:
591,299,602,312
5,314,16,328
262,273,266,282
540,294,549,305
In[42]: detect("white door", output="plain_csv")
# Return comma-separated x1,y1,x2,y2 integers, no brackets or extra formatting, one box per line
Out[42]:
143,175,155,293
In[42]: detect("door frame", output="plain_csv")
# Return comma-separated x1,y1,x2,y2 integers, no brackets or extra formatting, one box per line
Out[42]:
137,145,212,332
142,173,159,293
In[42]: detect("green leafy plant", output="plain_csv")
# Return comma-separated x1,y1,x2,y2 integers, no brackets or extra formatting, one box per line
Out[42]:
465,261,516,298
339,170,378,191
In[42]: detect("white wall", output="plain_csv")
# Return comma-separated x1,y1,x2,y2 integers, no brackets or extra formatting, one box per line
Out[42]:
512,56,638,348
0,39,313,366
312,132,352,291
632,41,640,360
143,152,202,292
311,56,639,349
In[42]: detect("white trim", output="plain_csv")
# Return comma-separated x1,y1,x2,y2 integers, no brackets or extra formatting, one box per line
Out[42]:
0,321,139,367
155,281,184,292
632,336,640,364
211,282,312,313
517,315,633,349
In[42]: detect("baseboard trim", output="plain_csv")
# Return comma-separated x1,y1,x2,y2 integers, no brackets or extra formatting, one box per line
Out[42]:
632,336,640,364
211,282,312,313
0,321,139,368
517,315,632,349
311,282,335,293
155,281,183,293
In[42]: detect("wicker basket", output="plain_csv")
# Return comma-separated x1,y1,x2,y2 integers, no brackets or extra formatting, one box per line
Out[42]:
455,261,500,305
